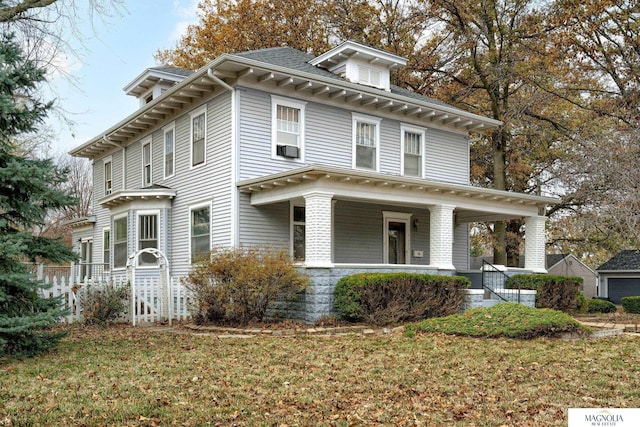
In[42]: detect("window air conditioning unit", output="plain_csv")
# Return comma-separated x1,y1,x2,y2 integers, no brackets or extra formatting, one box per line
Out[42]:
276,144,299,158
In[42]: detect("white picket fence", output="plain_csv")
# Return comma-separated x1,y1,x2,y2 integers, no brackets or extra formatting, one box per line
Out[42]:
38,274,192,325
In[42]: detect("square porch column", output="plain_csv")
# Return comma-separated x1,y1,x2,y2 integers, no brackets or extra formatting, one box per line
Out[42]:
303,191,334,268
524,215,547,273
428,204,456,271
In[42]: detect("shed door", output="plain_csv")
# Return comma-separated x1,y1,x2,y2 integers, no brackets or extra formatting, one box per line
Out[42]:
607,278,640,304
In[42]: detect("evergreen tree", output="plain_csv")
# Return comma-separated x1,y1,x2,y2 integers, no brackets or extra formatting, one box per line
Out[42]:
0,33,76,358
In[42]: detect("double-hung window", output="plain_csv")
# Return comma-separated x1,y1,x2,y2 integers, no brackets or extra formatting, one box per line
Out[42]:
272,96,306,160
401,125,425,178
190,106,206,167
113,215,128,269
142,139,152,187
190,203,210,261
164,124,175,178
352,113,381,171
104,158,112,196
138,212,158,266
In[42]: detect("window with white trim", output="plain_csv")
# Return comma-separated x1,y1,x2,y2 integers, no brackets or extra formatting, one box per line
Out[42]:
142,139,152,187
401,125,425,178
272,96,305,160
138,213,158,266
190,204,210,261
113,215,127,269
190,107,206,167
352,113,381,171
292,205,305,261
103,228,110,272
164,124,175,178
104,158,112,196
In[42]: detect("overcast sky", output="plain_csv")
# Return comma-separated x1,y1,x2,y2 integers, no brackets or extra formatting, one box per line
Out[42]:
46,0,199,156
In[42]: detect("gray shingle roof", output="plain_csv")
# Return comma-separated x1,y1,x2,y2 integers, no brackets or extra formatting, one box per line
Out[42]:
597,250,640,271
235,47,341,80
546,254,568,268
149,66,194,77
233,47,454,109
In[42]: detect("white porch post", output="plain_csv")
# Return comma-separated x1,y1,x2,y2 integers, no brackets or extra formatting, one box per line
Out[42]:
428,204,456,270
303,191,334,268
524,215,547,273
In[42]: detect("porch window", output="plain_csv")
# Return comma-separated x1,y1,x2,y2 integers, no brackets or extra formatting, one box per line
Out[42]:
138,213,158,266
352,113,381,171
103,228,110,272
113,215,127,269
164,124,174,178
272,96,305,160
401,126,425,178
190,204,210,261
142,139,152,187
104,158,112,196
191,107,206,167
292,205,305,261
80,238,93,279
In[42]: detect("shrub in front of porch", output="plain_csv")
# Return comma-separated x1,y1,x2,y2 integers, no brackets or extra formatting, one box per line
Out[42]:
185,247,309,325
333,273,470,326
505,274,582,312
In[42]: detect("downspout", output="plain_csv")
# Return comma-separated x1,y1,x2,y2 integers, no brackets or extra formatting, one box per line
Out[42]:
207,68,238,247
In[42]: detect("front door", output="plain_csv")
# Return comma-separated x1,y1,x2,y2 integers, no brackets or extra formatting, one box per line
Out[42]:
388,222,406,264
383,212,412,264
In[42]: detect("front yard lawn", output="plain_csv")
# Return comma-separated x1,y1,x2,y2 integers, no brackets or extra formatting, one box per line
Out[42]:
1,325,639,426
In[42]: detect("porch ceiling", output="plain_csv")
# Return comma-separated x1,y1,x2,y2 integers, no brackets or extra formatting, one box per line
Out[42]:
238,165,557,220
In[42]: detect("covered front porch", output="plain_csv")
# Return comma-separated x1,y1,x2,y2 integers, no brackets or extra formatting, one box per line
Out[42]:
239,165,555,321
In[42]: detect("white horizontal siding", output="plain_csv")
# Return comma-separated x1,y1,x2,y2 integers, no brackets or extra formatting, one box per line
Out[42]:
425,128,469,184
238,193,289,247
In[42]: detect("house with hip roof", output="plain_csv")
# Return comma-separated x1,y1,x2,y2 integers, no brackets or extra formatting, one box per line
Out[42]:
68,41,556,321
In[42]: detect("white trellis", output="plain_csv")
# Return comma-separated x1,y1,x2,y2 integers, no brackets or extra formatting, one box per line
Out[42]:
126,248,172,326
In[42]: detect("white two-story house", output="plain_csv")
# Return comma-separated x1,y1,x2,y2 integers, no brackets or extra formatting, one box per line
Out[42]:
69,41,555,321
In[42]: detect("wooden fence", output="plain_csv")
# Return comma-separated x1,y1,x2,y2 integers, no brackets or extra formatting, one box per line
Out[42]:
36,273,192,325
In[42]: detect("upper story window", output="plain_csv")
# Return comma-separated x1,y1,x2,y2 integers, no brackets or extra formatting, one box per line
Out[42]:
352,113,381,171
271,95,306,161
401,125,425,178
138,212,158,266
190,106,206,167
164,124,175,178
104,158,112,196
190,203,211,261
358,65,381,87
113,214,127,269
142,139,152,187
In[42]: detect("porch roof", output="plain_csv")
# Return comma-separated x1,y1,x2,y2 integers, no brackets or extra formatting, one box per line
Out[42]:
98,186,177,208
238,165,557,221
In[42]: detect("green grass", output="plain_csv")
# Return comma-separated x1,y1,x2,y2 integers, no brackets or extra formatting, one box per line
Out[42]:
1,322,639,426
406,302,591,339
